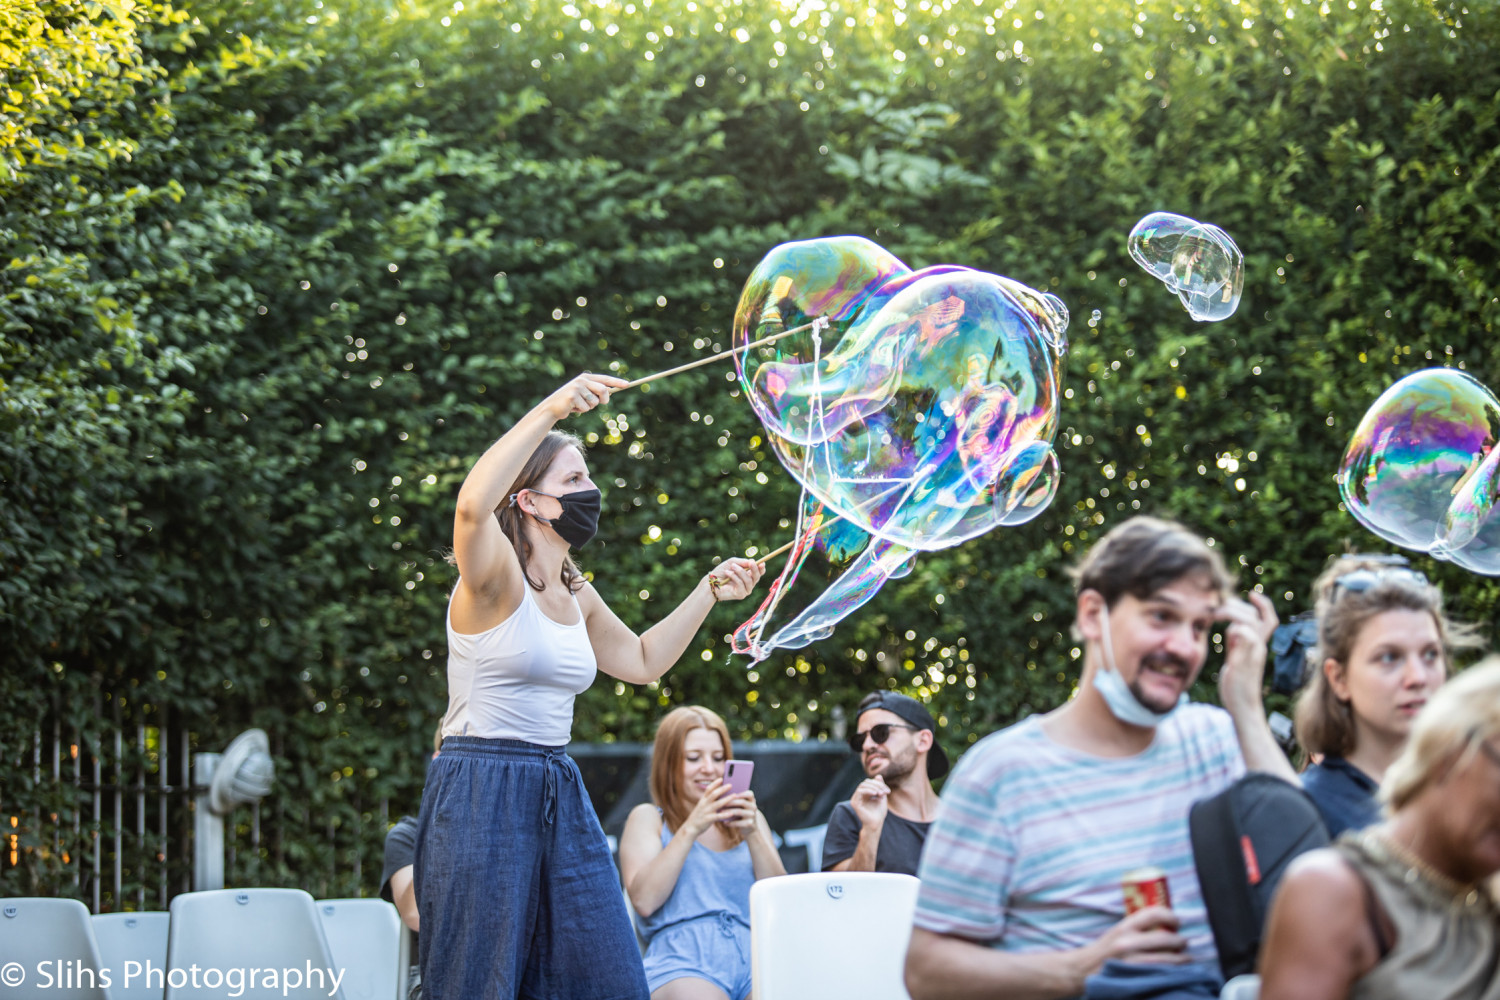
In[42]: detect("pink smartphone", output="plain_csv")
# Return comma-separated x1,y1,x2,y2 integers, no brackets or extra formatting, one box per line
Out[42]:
722,759,754,796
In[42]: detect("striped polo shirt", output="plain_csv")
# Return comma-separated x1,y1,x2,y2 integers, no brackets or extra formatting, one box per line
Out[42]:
913,703,1244,965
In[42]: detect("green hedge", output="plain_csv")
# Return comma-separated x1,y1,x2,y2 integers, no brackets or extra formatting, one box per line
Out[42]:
3,0,1498,902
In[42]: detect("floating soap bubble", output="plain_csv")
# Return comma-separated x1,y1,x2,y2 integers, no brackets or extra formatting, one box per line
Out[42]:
1338,368,1500,574
759,266,1067,550
733,236,910,445
1127,212,1243,322
731,237,1070,659
731,500,917,657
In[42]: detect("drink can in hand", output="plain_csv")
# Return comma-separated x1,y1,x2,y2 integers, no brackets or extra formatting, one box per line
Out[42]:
1122,866,1172,914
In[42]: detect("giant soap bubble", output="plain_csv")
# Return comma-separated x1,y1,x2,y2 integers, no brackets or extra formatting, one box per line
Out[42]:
733,236,911,446
1338,367,1500,574
730,499,917,657
1128,212,1243,322
730,236,1069,659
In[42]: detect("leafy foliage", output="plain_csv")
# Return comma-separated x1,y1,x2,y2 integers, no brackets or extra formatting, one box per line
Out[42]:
3,0,1499,901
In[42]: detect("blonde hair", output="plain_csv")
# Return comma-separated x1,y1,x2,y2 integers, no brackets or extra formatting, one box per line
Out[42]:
1382,657,1500,811
1293,554,1479,758
649,706,742,848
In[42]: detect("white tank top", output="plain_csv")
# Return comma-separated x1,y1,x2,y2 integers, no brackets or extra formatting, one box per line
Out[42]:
439,582,598,746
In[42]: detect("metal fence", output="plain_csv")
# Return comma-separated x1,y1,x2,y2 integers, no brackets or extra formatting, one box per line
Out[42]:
0,710,400,912
2,717,858,912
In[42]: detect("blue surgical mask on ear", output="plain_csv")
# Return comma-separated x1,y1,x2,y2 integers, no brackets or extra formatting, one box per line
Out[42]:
1091,602,1186,729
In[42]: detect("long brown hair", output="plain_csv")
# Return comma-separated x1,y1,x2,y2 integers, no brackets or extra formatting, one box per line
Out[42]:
496,430,587,593
1293,554,1479,758
649,706,743,847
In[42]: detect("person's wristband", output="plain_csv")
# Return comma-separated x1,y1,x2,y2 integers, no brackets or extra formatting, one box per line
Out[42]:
708,575,723,602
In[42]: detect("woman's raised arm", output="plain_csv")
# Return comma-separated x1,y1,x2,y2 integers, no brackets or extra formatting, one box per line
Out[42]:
452,373,624,599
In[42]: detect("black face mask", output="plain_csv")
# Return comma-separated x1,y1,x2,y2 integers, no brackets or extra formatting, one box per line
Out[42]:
528,488,601,549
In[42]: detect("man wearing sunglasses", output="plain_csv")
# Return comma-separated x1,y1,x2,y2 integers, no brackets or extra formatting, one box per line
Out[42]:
905,516,1297,1000
822,691,949,877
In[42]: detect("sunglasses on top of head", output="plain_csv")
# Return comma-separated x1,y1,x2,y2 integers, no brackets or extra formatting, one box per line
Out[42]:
848,722,916,754
1330,565,1429,602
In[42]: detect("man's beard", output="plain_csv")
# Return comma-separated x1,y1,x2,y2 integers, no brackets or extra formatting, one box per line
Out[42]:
1128,649,1197,713
868,750,916,789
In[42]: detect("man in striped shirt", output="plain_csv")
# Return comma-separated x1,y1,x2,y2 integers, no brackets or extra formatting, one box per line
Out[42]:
905,516,1297,1000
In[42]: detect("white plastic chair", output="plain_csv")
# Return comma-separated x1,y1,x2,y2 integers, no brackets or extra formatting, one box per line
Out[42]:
780,824,828,872
1221,974,1261,1000
92,912,170,1000
749,872,919,1000
315,899,400,1000
0,897,111,1000
165,889,342,1000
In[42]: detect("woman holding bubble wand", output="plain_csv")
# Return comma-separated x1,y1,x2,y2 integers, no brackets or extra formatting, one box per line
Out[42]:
414,372,765,1000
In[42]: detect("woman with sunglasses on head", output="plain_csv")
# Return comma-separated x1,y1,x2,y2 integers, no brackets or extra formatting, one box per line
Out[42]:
415,374,766,1000
1293,555,1480,838
620,706,785,1000
1258,658,1500,1000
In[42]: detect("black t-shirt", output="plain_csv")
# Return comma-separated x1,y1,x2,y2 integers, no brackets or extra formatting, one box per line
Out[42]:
380,815,421,962
379,815,420,902
820,801,930,876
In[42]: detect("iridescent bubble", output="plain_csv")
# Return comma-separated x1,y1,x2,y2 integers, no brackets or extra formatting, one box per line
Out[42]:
1127,212,1243,322
733,236,910,445
747,539,916,653
1338,367,1500,573
732,500,917,658
731,238,1070,659
757,266,1068,550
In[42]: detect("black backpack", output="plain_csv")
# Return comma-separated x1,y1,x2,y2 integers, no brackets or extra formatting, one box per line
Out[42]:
1188,773,1330,980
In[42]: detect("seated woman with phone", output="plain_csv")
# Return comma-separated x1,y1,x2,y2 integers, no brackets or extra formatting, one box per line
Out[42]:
620,706,786,1000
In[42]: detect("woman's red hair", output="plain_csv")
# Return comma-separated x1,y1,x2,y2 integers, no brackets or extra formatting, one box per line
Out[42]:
649,706,742,847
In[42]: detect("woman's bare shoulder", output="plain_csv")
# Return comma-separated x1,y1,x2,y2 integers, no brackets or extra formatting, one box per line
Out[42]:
624,801,663,829
1281,847,1367,897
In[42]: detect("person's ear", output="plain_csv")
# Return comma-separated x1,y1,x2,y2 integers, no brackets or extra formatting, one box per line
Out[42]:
1324,658,1351,702
1076,589,1107,644
914,728,933,754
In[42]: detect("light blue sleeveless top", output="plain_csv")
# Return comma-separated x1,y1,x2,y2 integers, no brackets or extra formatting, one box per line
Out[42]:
639,818,756,941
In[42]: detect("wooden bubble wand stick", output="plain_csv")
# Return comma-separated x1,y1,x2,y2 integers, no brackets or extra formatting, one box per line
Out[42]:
710,539,798,597
618,316,830,390
711,508,846,591
754,539,797,565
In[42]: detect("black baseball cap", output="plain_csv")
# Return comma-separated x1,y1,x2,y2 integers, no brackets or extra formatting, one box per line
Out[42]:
855,691,950,780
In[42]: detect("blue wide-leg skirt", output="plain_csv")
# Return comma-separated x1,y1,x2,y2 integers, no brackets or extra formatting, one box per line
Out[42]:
414,737,648,1000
